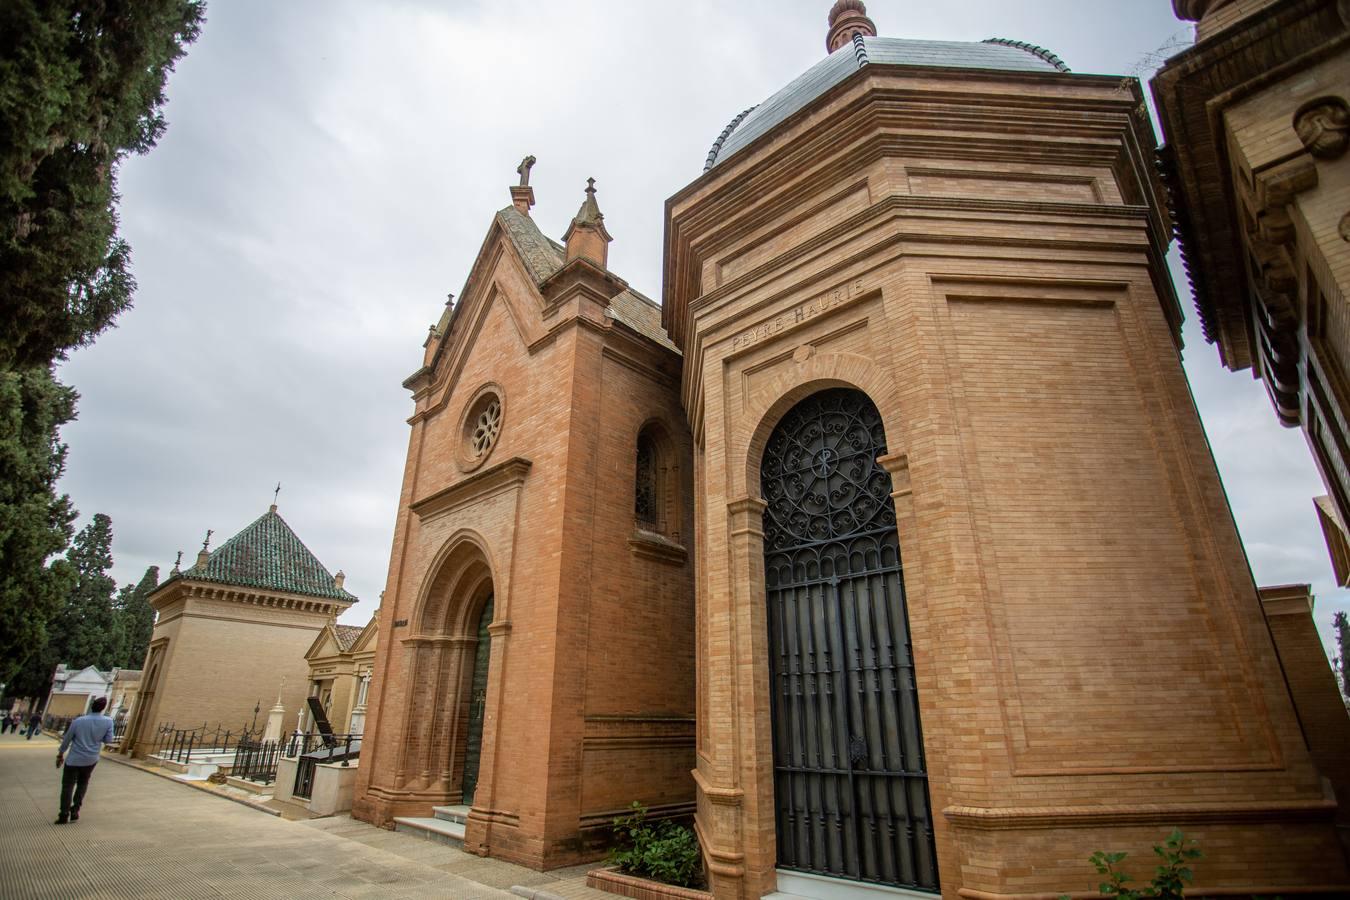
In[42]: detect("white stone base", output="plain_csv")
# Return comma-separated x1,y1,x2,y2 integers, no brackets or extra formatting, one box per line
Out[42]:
768,870,937,900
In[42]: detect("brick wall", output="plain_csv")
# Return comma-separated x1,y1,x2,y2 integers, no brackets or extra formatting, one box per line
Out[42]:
666,62,1348,899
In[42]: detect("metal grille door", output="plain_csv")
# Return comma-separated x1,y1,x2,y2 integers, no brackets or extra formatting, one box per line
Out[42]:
761,388,938,891
461,594,493,805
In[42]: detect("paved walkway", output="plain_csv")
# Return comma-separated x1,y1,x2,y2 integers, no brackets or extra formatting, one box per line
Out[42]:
0,731,610,899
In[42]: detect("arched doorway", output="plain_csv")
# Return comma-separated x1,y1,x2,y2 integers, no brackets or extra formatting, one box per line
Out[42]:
400,538,496,804
460,594,493,805
760,387,938,891
127,644,164,754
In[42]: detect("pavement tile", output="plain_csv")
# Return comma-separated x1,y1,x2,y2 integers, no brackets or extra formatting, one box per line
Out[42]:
0,732,617,900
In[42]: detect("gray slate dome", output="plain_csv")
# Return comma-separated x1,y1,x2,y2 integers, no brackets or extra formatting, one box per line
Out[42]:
704,36,1071,172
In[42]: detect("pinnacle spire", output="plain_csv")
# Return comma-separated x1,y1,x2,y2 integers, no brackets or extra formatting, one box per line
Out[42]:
563,176,613,267
826,0,876,53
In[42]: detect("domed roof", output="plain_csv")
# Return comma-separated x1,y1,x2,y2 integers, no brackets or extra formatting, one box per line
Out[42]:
704,36,1071,172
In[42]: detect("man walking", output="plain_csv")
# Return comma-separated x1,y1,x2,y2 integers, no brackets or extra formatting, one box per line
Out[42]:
54,697,114,824
25,711,41,739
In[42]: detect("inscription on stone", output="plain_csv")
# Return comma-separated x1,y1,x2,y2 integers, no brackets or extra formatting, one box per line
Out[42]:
393,618,409,628
731,278,866,351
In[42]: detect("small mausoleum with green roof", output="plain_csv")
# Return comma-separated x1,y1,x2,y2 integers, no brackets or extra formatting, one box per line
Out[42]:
124,503,356,756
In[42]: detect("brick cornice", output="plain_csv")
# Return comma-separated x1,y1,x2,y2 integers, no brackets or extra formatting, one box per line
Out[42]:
666,68,1161,350
1149,0,1346,366
408,456,531,521
944,798,1337,830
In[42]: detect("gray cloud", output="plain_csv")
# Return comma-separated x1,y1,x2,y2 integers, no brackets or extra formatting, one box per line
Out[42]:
54,0,1349,664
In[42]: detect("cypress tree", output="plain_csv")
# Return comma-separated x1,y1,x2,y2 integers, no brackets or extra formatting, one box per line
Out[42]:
0,1,203,692
115,565,159,669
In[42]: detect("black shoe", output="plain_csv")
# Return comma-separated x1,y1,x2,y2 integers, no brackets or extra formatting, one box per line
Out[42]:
69,811,79,822
54,816,68,825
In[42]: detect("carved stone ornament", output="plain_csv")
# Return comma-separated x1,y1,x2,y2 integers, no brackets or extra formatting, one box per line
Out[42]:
1171,0,1233,21
1295,97,1350,160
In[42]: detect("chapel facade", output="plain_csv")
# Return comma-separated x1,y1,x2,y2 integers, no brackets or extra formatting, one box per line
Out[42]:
124,506,356,756
351,167,697,867
354,3,1350,898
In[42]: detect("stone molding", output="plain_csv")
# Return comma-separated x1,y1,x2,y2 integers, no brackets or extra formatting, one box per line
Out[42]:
409,456,532,521
944,798,1336,830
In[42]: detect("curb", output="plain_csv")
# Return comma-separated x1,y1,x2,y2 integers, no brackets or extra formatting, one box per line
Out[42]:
98,750,282,817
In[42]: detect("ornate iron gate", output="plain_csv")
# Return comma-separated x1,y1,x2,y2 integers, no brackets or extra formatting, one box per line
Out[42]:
461,594,493,805
761,388,938,891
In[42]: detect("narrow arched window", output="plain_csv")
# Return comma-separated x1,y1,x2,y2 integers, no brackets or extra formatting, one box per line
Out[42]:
635,430,659,529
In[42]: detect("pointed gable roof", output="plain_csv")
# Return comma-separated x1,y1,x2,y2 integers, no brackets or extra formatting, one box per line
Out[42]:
428,204,677,361
177,507,357,603
333,624,365,651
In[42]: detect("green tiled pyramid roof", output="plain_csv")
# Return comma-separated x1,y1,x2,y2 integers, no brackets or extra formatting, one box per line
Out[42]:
179,507,357,603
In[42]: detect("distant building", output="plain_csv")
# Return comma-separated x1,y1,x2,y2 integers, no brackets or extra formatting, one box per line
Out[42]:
123,504,356,755
302,616,377,736
44,664,114,719
107,668,142,721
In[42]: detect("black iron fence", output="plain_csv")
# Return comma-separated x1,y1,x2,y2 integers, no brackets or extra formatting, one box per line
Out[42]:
232,739,281,784
149,722,260,764
38,715,128,742
285,731,360,800
41,714,74,733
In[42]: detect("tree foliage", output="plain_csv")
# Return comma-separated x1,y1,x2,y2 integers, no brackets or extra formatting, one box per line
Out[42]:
1,0,205,368
7,513,118,700
0,369,77,687
114,564,158,669
1335,610,1350,702
59,512,118,668
0,1,202,696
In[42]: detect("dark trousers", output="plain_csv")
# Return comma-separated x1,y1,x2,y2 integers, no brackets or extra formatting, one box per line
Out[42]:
59,763,95,818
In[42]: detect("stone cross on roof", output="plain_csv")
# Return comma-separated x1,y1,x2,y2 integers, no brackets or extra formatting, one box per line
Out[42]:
511,155,538,214
517,155,537,186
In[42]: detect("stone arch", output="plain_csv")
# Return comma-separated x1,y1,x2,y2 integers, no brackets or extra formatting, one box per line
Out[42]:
396,530,498,801
634,416,683,540
410,529,497,640
739,350,905,501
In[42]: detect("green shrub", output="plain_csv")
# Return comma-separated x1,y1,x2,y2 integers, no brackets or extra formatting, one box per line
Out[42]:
609,802,704,889
1062,828,1201,900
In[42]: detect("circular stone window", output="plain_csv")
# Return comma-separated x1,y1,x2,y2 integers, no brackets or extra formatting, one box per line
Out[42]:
458,386,505,471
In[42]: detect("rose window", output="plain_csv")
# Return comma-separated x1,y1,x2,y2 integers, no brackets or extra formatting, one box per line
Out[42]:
470,399,502,458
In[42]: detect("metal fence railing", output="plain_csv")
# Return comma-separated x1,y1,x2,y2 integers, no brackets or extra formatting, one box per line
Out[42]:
41,714,74,734
148,722,260,764
284,731,361,800
232,739,282,784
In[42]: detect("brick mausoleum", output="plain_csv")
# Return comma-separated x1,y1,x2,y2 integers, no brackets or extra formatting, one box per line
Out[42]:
352,3,1350,898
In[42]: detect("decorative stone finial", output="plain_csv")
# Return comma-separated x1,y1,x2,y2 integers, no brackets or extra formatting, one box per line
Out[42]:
563,177,613,267
827,0,876,53
1171,0,1234,22
334,570,346,590
196,529,212,568
172,550,183,575
1295,97,1350,160
511,155,537,215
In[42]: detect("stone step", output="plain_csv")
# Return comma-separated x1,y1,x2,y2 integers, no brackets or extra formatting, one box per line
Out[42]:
431,804,470,824
392,816,465,848
772,870,935,900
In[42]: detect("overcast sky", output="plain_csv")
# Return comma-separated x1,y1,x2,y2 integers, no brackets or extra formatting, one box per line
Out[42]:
53,0,1349,663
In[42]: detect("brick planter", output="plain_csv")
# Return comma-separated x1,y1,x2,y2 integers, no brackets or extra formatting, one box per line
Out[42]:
586,866,711,900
